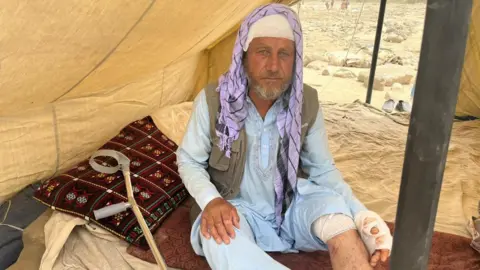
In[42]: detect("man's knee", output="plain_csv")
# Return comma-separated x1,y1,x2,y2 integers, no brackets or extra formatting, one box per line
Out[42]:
199,211,254,247
312,213,357,244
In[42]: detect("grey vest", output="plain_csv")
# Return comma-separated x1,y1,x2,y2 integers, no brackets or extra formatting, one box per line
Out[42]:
189,83,320,223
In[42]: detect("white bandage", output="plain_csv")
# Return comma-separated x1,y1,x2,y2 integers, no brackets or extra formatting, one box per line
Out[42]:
312,214,356,243
244,14,294,52
354,210,393,255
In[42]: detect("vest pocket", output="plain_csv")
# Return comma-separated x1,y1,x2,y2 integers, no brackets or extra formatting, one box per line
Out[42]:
208,145,230,171
208,137,241,170
208,142,232,196
207,138,241,197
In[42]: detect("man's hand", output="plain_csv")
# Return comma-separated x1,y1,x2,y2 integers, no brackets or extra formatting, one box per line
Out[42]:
201,198,240,245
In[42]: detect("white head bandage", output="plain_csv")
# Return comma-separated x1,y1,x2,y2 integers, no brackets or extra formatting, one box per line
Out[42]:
244,14,294,52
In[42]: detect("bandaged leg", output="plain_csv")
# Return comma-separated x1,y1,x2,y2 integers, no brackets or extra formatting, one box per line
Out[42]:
289,180,372,269
312,213,356,243
354,210,393,255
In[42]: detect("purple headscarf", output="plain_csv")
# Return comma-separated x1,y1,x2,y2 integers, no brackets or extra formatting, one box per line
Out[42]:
215,4,303,228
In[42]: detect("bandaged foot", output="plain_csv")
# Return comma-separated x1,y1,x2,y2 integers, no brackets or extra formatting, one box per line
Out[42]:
468,201,480,253
354,210,393,255
470,217,480,253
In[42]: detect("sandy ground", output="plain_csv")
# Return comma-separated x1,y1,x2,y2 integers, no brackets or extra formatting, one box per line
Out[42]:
296,0,427,109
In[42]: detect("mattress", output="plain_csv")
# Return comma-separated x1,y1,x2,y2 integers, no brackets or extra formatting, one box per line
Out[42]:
10,100,480,269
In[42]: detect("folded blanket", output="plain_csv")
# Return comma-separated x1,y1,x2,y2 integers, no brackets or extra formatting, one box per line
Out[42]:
37,211,157,270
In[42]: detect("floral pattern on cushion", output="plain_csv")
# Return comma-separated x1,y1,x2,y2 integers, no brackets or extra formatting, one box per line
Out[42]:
34,117,188,248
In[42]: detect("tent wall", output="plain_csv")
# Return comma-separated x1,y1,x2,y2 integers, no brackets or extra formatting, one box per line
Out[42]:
206,30,239,91
0,0,297,201
456,0,480,118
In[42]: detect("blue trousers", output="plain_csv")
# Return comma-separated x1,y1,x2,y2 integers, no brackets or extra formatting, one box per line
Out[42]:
190,180,353,270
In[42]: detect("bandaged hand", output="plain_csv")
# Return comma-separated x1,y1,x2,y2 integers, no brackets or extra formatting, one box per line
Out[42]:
354,210,393,267
201,198,240,245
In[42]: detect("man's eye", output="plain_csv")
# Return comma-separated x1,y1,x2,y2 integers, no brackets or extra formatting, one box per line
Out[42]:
258,50,269,56
280,52,290,57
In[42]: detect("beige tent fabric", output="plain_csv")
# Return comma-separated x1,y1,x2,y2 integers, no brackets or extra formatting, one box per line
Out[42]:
326,103,479,237
0,0,299,202
456,0,480,118
0,55,197,202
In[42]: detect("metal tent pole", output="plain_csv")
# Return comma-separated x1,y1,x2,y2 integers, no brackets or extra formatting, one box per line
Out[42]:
365,0,387,104
390,1,473,269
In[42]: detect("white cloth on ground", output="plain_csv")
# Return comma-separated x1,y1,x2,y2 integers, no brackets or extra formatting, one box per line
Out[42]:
38,211,156,270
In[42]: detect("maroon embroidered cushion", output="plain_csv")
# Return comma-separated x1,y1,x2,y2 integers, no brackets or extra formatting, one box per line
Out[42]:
33,116,188,248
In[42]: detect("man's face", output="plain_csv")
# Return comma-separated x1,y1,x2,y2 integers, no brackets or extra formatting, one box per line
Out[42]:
244,37,295,101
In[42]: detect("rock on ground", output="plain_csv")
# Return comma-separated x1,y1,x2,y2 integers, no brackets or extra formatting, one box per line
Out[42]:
384,33,405,43
327,51,347,66
306,60,327,71
334,68,356,79
304,52,329,66
360,47,399,65
362,76,385,91
326,51,370,68
357,71,369,83
357,64,415,91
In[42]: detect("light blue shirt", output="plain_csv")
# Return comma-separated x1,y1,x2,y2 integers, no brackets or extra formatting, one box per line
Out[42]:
177,89,366,220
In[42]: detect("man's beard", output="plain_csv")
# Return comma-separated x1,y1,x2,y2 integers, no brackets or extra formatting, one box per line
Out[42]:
247,75,291,101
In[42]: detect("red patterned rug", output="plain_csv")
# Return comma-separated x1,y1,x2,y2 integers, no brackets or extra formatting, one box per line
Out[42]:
127,198,480,270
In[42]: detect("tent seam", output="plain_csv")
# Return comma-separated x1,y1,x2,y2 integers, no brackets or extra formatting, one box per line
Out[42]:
51,103,60,178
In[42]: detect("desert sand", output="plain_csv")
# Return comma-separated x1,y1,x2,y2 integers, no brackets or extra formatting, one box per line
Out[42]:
296,0,426,109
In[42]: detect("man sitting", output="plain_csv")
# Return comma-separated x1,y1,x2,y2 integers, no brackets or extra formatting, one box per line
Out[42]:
177,4,392,270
